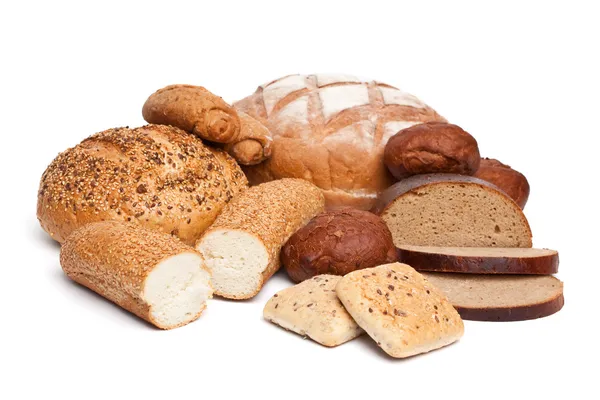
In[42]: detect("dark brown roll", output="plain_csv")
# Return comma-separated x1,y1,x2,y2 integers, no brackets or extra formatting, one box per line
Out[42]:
384,122,480,180
474,158,530,209
281,208,397,283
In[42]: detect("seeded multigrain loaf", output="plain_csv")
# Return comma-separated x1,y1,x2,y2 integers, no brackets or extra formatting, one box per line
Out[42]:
398,246,558,274
372,174,532,248
60,221,213,330
336,263,464,358
263,275,363,347
282,208,397,283
422,273,564,321
37,124,247,245
234,74,447,210
196,179,325,299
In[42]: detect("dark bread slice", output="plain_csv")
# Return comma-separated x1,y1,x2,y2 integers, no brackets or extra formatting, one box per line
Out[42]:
372,174,532,248
422,273,564,321
398,245,558,274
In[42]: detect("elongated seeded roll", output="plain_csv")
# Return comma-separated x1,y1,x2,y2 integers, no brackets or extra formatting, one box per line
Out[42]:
60,221,213,330
196,178,325,299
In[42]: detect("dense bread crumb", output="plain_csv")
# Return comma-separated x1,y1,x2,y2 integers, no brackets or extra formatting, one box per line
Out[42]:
263,275,363,347
336,262,464,358
37,124,247,244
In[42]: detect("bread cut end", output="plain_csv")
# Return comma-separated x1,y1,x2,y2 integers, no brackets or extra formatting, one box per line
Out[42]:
143,252,213,329
197,229,269,299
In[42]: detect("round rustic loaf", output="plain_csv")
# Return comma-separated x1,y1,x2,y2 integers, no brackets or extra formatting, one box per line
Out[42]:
281,208,397,283
384,122,480,180
474,158,529,209
234,74,446,210
37,124,248,245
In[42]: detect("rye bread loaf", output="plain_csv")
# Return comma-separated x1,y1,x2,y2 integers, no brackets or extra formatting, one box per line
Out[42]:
263,275,363,347
196,178,325,299
474,158,530,209
422,273,564,321
398,246,558,274
384,122,480,180
336,263,464,358
372,174,532,248
60,221,213,330
234,74,446,210
37,124,247,245
281,208,397,283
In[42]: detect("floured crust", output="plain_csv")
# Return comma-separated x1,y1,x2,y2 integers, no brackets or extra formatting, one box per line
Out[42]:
336,263,464,358
263,275,363,347
234,74,447,210
398,246,559,274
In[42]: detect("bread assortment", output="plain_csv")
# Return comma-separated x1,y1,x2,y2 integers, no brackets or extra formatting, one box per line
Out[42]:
38,72,563,357
196,178,324,299
60,221,213,329
281,208,397,283
263,275,364,347
384,122,480,179
37,124,247,245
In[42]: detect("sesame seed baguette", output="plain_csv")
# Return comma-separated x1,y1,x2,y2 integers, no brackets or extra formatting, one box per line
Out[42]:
60,221,213,330
196,178,325,300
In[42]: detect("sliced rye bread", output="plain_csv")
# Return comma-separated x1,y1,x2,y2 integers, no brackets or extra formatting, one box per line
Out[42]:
398,245,558,274
372,174,532,248
422,273,564,321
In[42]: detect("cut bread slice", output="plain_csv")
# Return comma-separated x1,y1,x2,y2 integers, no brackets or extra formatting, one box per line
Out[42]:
60,221,213,330
398,245,558,274
263,275,363,347
336,263,464,358
422,273,564,321
372,174,532,248
196,179,325,299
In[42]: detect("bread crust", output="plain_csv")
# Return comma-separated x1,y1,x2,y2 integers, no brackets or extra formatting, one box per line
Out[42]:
198,178,325,299
37,124,247,245
60,221,212,329
282,208,397,282
455,293,564,321
474,158,530,209
384,122,480,180
397,246,558,274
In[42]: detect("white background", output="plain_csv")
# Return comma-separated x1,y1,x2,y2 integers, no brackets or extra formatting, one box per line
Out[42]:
1,1,597,399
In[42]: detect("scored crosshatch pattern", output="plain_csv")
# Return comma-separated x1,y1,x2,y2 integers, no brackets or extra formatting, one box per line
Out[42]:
234,74,447,210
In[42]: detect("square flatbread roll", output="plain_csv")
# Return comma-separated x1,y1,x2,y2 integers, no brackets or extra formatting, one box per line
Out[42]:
336,263,464,358
263,275,363,347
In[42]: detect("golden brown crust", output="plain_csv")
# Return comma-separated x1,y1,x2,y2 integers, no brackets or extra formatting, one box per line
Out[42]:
37,124,247,245
282,209,397,282
384,122,480,180
234,75,447,210
474,158,530,209
223,111,273,165
59,221,209,329
199,178,325,298
142,84,241,143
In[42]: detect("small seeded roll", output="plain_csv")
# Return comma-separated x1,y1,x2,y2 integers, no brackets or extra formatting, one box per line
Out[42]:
60,221,213,330
197,178,325,299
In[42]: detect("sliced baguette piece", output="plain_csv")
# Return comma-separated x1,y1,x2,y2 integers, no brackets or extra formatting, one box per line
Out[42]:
263,275,363,347
422,273,564,321
196,178,325,300
372,173,532,248
60,221,213,330
398,246,558,274
336,263,464,358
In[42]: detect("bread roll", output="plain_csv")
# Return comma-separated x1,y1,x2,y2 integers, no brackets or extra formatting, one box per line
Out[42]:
372,174,532,248
196,178,325,299
60,221,213,330
234,74,446,210
282,208,397,282
474,158,530,209
37,124,247,245
223,111,273,165
384,122,480,180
